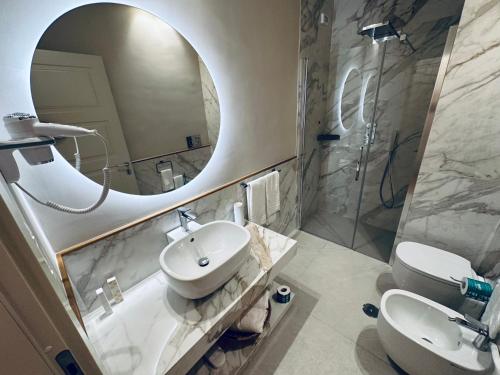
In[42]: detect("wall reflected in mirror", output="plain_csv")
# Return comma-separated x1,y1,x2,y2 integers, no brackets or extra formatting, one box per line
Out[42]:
30,3,220,196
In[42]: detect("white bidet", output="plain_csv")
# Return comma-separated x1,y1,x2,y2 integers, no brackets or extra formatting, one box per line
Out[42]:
377,289,495,375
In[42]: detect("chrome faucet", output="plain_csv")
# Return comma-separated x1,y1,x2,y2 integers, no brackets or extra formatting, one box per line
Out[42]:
448,314,490,351
177,207,197,232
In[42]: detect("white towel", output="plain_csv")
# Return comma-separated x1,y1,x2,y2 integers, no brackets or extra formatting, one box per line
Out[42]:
160,168,174,192
265,171,280,224
230,291,269,334
173,174,184,189
247,176,267,225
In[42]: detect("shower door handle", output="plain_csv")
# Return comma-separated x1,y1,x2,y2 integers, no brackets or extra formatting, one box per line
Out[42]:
370,123,377,144
355,146,364,181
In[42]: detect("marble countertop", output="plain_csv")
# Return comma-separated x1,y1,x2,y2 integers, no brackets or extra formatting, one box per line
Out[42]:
84,223,297,375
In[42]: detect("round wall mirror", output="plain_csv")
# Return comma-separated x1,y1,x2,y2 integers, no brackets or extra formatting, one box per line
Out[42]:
340,68,362,131
30,3,220,196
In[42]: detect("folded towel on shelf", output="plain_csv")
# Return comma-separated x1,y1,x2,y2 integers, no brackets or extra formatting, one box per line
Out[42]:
265,171,280,224
230,291,270,334
246,175,267,225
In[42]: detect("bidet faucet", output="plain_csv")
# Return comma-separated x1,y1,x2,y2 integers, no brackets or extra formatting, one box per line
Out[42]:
448,315,490,351
177,207,197,232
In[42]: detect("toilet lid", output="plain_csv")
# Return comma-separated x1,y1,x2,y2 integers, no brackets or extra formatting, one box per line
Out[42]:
396,242,474,286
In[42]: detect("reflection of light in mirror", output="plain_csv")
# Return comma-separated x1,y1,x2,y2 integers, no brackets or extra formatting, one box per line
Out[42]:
337,66,360,134
127,7,186,50
359,73,373,124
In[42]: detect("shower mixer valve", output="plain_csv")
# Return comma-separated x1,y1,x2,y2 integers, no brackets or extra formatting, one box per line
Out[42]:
364,123,377,145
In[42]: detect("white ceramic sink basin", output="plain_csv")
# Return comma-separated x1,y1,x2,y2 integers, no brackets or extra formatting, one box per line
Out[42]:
159,220,251,299
378,289,494,375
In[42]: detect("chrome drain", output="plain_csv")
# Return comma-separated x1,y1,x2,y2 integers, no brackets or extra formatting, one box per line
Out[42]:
198,257,209,267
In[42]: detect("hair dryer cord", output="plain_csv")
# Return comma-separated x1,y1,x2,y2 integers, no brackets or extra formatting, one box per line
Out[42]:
15,132,111,214
73,137,81,171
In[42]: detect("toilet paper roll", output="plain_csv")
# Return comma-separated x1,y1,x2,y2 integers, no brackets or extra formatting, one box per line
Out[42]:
234,202,245,226
276,285,291,304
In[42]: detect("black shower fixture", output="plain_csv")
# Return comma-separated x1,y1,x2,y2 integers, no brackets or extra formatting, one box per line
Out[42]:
359,21,416,52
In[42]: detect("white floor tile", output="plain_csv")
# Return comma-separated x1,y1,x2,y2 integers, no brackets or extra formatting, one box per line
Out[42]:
273,316,398,375
242,231,401,374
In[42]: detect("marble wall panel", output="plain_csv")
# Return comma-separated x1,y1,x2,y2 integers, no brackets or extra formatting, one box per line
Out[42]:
360,57,442,231
304,0,463,238
299,0,334,220
64,158,298,314
397,0,500,275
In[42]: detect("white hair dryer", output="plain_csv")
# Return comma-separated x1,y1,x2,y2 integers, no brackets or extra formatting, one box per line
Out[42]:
0,113,111,214
2,113,96,172
4,113,97,139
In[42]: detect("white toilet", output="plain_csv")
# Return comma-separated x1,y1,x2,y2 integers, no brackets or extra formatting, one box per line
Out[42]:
392,241,483,309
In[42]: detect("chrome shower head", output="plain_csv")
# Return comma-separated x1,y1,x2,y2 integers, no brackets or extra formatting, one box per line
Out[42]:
359,21,400,42
359,21,416,52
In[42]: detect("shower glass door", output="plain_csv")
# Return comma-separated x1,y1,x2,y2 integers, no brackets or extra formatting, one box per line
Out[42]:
351,41,397,261
300,38,385,249
353,27,457,262
299,3,463,263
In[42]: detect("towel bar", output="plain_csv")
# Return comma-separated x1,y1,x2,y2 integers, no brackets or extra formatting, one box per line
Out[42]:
240,168,281,189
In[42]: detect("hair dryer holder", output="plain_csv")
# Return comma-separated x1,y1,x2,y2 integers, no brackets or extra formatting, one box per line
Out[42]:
0,137,55,183
0,113,95,183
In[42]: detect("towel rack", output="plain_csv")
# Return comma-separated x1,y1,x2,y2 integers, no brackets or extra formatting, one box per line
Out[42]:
240,168,281,189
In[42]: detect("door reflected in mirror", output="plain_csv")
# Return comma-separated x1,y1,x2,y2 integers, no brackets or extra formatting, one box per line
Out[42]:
30,3,219,195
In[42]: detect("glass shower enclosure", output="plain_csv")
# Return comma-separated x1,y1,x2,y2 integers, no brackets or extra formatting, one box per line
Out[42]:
298,20,458,263
301,37,390,259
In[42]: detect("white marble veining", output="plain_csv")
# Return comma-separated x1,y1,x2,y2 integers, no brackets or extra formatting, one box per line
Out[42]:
188,158,298,236
398,0,500,275
319,0,463,221
299,0,334,219
300,0,463,247
64,212,180,315
188,280,294,375
63,158,298,314
84,224,297,375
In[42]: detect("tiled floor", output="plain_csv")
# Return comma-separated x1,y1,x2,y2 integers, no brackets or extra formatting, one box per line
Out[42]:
242,231,402,375
301,210,396,263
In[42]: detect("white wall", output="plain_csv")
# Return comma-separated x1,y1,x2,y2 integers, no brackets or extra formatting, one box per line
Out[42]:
0,0,299,251
37,3,210,160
